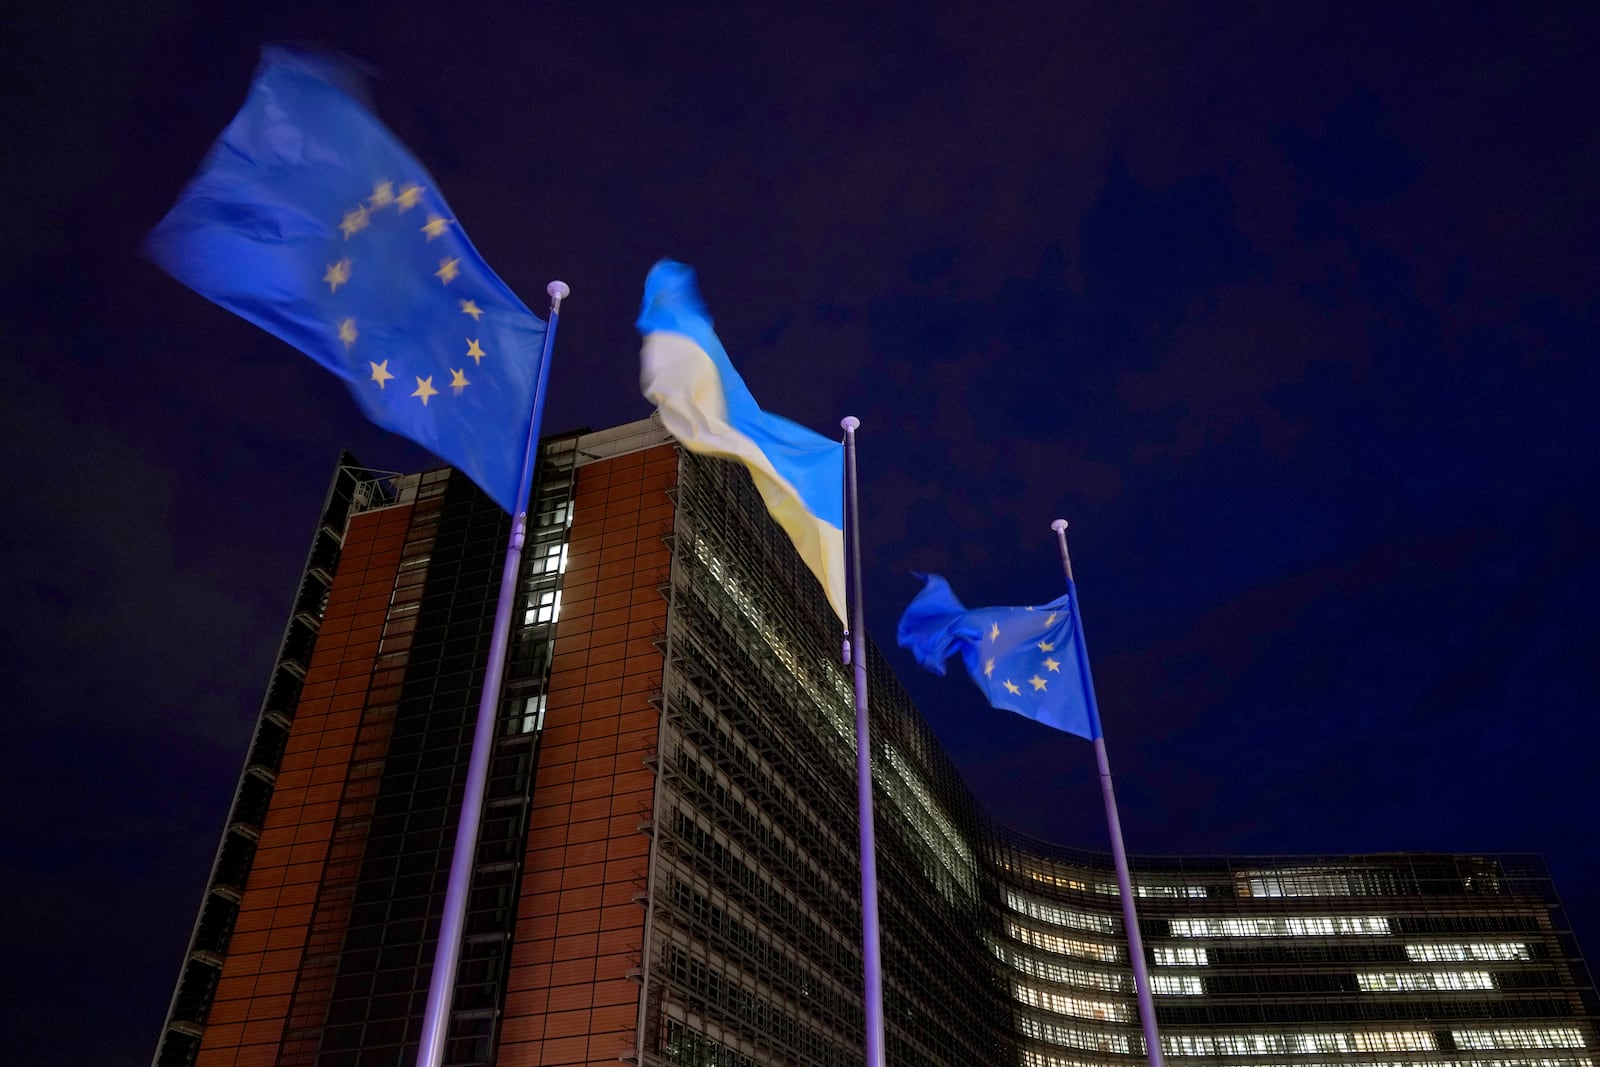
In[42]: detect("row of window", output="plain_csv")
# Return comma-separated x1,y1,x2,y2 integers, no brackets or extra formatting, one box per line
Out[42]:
993,941,1127,994
670,806,854,975
662,1017,762,1067
1359,971,1497,992
666,940,854,1063
690,538,855,760
1015,981,1133,1024
675,740,848,908
669,878,861,1033
1007,889,1119,936
1411,942,1534,962
1008,918,1122,963
879,743,978,902
1169,916,1393,938
1006,858,1529,905
1455,1029,1589,1051
1019,1051,1596,1067
1162,1028,1440,1055
1018,1012,1133,1054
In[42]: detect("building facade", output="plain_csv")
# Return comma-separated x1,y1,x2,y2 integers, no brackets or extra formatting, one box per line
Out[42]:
153,419,1598,1067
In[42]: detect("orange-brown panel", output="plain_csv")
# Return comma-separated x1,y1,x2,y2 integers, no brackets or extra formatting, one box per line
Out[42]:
232,1043,281,1067
196,503,412,1061
595,927,639,959
502,447,673,1065
544,1008,596,1039
538,1034,590,1064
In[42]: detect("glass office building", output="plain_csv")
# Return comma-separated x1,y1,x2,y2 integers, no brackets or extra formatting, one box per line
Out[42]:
153,419,1598,1067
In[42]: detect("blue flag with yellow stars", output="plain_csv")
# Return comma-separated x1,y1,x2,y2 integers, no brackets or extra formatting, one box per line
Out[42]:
147,47,546,515
897,573,1102,740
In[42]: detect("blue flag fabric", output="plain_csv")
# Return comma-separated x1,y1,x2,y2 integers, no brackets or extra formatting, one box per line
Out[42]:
897,574,1102,740
147,47,546,515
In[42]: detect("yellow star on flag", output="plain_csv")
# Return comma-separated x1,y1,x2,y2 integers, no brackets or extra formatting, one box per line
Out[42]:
435,257,460,285
323,258,352,293
1043,657,1061,673
983,657,995,677
466,338,486,364
1029,675,1048,692
368,180,395,209
369,360,394,389
395,183,425,211
337,318,358,348
1003,679,1021,695
459,299,484,321
1045,612,1058,625
339,205,370,239
449,368,470,394
420,214,454,240
990,622,1001,642
1037,640,1055,652
412,375,438,405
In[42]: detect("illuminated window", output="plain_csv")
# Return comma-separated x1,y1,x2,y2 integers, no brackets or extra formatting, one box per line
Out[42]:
1007,890,1117,935
1162,1030,1435,1056
514,693,546,735
1453,1028,1588,1050
1357,971,1494,992
1168,915,1390,937
999,948,1125,993
1152,946,1207,966
1351,1031,1438,1053
530,541,567,574
1087,880,1208,899
1014,863,1088,892
524,588,560,625
883,746,977,900
1015,982,1132,1023
1018,1050,1113,1067
535,500,571,528
1149,974,1203,995
1018,1014,1132,1054
1007,920,1120,963
1406,941,1531,962
1235,866,1403,897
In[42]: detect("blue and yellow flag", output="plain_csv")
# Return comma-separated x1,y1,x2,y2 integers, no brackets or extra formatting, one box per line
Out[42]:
897,574,1102,740
638,261,847,621
147,47,546,515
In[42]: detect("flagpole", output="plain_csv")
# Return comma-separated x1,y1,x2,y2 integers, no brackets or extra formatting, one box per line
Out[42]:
416,281,570,1067
842,416,887,1067
1051,518,1165,1067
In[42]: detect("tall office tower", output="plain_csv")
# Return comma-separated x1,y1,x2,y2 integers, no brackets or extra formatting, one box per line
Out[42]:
154,419,1598,1067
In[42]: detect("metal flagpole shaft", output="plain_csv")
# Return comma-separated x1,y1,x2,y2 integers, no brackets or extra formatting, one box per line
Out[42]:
416,282,570,1067
1051,519,1165,1067
843,416,887,1067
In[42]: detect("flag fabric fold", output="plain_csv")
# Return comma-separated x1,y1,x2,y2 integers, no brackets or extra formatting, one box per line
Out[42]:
638,259,847,621
147,46,546,515
897,573,1102,740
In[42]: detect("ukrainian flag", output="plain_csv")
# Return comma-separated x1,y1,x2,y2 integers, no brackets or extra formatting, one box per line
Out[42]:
638,260,846,622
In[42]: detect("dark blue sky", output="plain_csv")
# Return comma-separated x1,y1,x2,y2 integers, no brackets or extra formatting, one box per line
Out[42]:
3,4,1597,1063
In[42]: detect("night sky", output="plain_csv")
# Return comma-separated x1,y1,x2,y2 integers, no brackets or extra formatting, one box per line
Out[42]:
4,4,1598,1063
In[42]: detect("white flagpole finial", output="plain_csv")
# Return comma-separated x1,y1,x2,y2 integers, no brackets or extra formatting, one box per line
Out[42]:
1051,520,1073,581
547,280,570,309
842,415,860,432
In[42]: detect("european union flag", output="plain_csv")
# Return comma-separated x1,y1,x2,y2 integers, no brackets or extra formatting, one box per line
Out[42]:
897,574,1102,740
147,47,546,515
